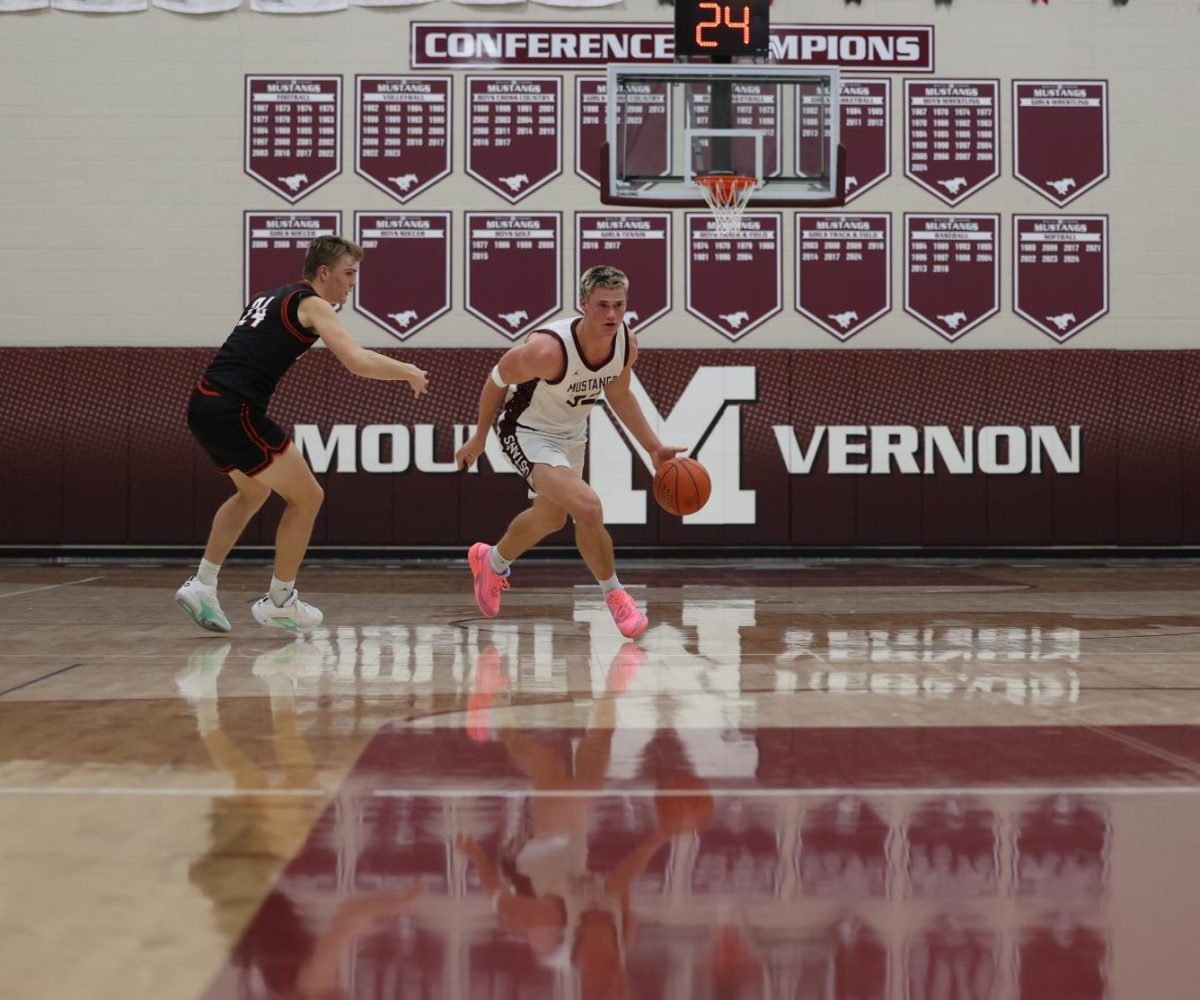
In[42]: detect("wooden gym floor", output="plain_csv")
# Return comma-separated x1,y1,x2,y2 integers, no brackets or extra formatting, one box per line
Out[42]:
0,559,1198,999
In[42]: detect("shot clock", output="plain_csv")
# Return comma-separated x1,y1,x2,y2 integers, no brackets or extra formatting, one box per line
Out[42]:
674,0,771,58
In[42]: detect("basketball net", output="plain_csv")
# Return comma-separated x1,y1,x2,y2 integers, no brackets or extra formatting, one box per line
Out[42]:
695,174,757,237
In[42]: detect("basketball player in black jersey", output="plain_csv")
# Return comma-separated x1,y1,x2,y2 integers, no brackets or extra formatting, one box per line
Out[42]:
175,235,428,634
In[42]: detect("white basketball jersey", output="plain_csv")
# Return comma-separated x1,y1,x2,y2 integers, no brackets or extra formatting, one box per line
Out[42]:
499,316,629,440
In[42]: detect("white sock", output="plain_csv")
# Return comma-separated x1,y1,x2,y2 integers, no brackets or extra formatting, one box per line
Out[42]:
269,577,295,607
196,558,221,588
489,545,513,575
598,575,622,594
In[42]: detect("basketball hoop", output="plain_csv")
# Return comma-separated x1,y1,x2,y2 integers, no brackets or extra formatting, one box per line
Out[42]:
695,174,758,237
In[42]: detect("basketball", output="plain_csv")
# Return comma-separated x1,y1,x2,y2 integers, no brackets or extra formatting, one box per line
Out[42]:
654,773,714,835
653,457,712,517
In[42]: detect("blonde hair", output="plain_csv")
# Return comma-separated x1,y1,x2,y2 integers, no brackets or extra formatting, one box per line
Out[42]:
303,235,364,279
579,265,629,302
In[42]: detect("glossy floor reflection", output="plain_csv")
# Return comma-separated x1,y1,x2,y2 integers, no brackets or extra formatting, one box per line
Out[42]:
0,560,1198,1000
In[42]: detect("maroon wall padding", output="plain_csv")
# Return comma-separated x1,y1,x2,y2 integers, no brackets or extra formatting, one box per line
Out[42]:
2,347,1196,548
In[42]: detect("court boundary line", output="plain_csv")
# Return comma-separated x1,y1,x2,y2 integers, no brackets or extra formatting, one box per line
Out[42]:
0,663,86,699
0,576,103,600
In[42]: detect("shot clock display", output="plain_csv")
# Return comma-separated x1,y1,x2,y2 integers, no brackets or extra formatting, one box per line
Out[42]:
674,0,771,58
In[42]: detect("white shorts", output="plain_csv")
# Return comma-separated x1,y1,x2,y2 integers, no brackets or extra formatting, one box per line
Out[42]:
496,423,586,495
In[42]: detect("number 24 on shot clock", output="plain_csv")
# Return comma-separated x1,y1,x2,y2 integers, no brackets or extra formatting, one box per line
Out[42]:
674,0,771,58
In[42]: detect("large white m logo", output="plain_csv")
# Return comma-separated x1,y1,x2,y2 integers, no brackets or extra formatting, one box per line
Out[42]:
589,366,757,524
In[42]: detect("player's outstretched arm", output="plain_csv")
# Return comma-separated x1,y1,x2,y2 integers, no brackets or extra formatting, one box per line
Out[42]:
603,337,685,470
298,296,428,398
454,333,564,471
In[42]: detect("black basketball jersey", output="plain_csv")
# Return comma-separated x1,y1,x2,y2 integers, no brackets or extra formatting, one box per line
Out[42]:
201,281,321,408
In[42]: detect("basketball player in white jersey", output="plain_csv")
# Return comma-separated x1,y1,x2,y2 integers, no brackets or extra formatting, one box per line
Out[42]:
454,266,682,639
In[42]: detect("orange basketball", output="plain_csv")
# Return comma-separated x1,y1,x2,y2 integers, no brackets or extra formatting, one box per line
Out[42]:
653,457,712,516
654,773,715,835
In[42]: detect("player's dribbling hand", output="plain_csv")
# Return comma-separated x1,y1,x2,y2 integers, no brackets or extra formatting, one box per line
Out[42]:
407,367,429,398
651,445,687,471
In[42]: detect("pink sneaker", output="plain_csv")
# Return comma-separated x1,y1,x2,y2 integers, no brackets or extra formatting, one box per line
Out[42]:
605,589,649,639
468,542,510,618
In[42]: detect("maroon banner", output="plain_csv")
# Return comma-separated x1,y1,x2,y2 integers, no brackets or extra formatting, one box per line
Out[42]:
355,76,452,204
353,213,451,341
465,213,562,339
685,212,782,341
905,79,998,205
243,211,340,304
245,76,341,203
1014,216,1109,343
575,76,671,189
688,83,780,179
905,214,999,341
466,77,562,202
799,78,891,201
575,213,671,334
7,347,1200,546
410,23,935,71
1013,80,1108,206
796,214,891,341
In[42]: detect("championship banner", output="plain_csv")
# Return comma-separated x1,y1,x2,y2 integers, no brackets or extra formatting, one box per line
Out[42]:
1013,80,1108,206
356,76,452,203
245,76,342,203
1014,216,1108,342
354,212,452,341
904,214,999,341
465,77,563,203
0,0,48,8
905,79,999,206
796,214,891,341
798,78,891,202
685,212,782,341
411,23,934,71
465,213,562,340
574,77,670,189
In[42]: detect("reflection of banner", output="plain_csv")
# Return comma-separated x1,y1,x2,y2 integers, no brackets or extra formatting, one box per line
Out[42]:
1,0,49,8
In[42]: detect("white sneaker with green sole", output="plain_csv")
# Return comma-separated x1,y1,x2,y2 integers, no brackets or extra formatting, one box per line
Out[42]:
251,590,323,633
175,578,232,633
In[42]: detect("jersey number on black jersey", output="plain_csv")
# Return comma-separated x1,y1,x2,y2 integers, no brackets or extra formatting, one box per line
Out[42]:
238,296,277,329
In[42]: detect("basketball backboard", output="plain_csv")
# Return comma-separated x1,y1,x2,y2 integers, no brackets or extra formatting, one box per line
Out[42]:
601,63,846,209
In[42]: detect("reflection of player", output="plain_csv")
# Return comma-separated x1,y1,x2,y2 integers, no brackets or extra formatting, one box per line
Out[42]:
179,640,327,976
455,266,684,639
176,236,429,634
455,644,705,999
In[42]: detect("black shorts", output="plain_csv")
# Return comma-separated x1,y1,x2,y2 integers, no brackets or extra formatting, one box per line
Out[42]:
187,380,289,476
